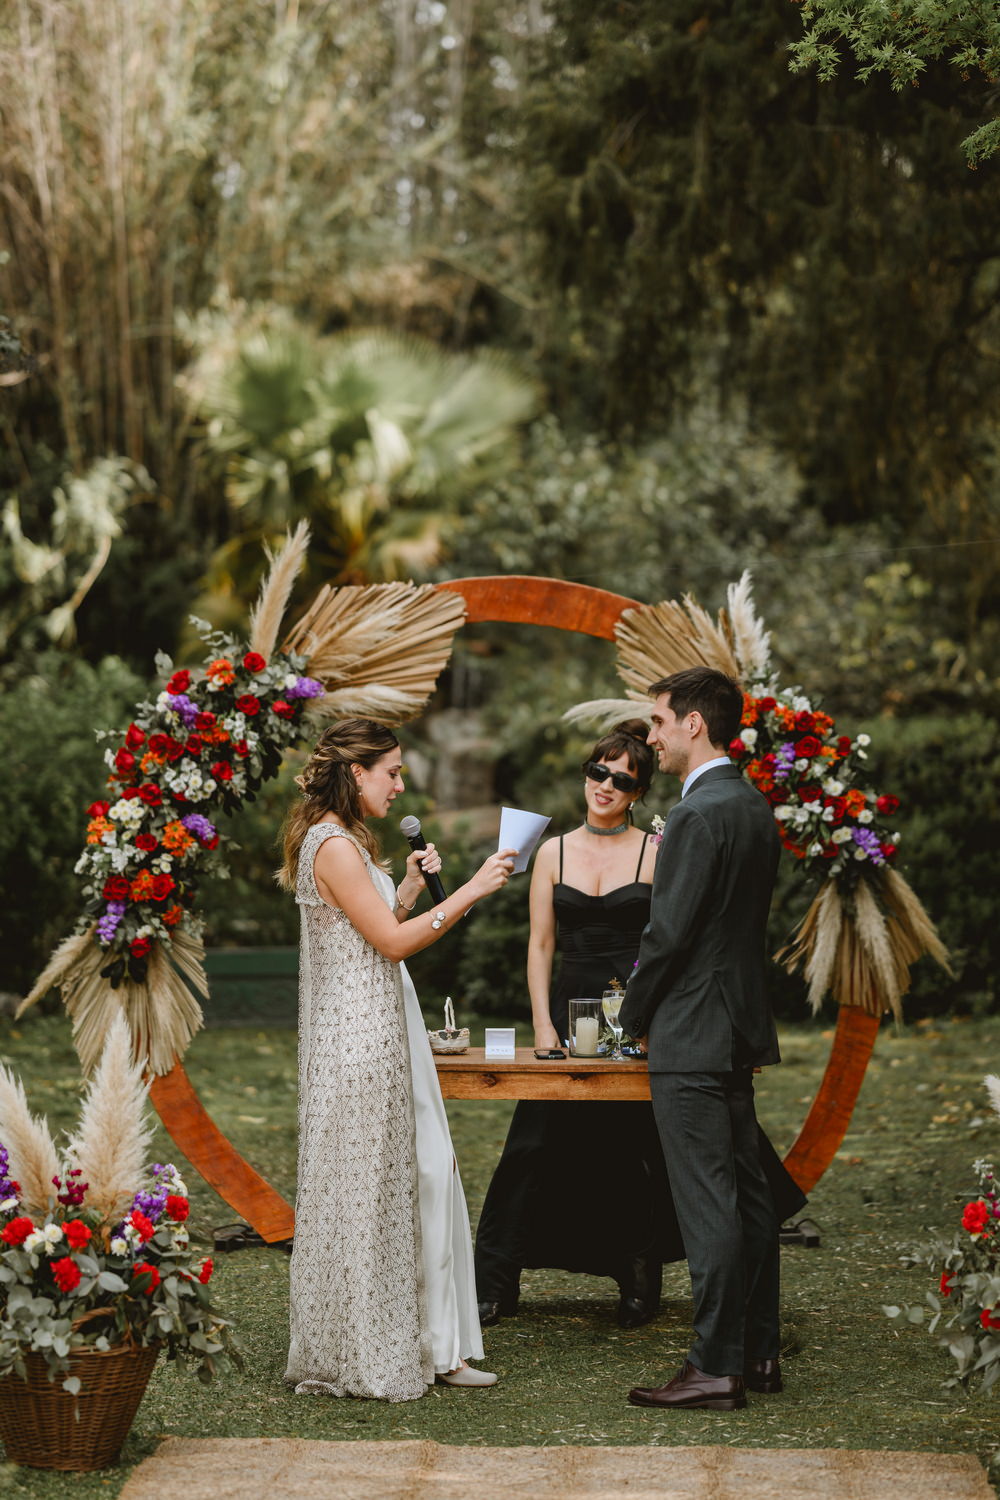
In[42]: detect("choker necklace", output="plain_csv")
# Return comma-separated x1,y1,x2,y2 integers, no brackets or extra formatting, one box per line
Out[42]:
584,819,630,836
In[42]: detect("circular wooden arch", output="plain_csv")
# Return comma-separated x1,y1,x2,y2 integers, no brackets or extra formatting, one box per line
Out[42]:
149,574,881,1241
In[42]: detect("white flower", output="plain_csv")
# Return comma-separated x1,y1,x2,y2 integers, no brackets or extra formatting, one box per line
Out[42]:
857,809,873,825
774,805,794,822
24,1230,52,1255
0,1196,18,1213
110,1237,127,1255
822,778,844,796
856,733,871,746
74,854,89,875
110,847,131,872
283,672,298,690
794,758,809,773
831,827,852,844
854,846,869,861
42,1223,63,1245
891,831,901,844
740,728,758,748
153,854,174,874
792,695,811,713
856,748,868,760
807,842,824,858
791,808,810,828
821,806,834,823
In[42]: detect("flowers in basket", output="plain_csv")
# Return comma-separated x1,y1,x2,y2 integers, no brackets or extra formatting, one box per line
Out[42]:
0,1014,239,1392
884,1077,1000,1392
728,686,902,884
77,619,323,988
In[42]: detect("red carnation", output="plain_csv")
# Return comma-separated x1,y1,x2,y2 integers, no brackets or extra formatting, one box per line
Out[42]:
121,786,142,800
151,873,175,902
130,937,152,959
795,735,822,759
165,1194,189,1223
235,694,260,716
185,734,204,757
135,834,158,853
939,1270,953,1298
211,761,233,782
102,876,130,901
195,711,216,731
87,801,111,819
131,1210,156,1243
114,748,136,775
880,842,898,860
131,1262,161,1294
876,793,900,815
64,1220,91,1251
125,723,146,750
51,1257,82,1294
203,833,219,850
728,738,745,757
837,736,853,755
198,1257,214,1284
242,651,267,673
234,740,249,759
271,700,295,720
166,670,191,695
963,1200,990,1235
757,697,776,713
794,711,816,733
1,1217,34,1247
138,783,162,806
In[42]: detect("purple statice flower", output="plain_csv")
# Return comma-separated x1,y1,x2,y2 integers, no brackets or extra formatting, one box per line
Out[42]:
97,900,127,942
166,693,200,729
773,741,797,783
285,676,325,700
181,813,216,844
851,825,886,866
127,1163,177,1227
0,1143,19,1207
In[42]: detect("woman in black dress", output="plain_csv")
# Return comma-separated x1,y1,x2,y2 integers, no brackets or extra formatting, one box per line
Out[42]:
474,720,806,1329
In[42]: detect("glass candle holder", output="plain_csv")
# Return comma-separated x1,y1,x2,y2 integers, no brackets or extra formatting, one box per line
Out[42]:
568,998,602,1058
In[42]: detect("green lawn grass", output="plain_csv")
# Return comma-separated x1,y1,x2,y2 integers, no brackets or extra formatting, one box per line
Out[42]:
0,1008,998,1494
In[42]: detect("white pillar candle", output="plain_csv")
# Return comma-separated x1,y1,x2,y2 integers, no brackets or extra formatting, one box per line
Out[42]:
574,1016,600,1056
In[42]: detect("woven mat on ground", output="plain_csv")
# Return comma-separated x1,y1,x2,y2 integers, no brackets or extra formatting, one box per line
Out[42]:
118,1437,992,1500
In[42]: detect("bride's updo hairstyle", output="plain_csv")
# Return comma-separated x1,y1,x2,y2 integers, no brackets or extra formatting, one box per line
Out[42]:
279,718,400,889
582,718,654,811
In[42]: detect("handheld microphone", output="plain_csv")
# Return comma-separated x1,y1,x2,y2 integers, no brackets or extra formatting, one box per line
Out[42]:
399,815,447,905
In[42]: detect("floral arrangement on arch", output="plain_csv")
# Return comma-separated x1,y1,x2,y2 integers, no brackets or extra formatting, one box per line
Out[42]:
884,1076,1000,1393
0,1015,239,1391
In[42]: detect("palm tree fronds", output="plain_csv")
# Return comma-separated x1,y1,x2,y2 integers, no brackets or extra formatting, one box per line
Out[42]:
248,521,310,660
0,1066,61,1217
881,868,953,974
65,1013,152,1229
283,581,466,724
726,572,771,682
562,696,651,733
16,926,98,1017
614,596,741,697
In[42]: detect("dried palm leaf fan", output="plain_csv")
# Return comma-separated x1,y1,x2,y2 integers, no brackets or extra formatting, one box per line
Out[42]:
565,571,949,1020
21,525,466,1075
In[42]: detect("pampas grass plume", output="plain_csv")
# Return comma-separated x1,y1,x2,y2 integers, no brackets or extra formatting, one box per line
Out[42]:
66,1011,152,1227
0,1067,61,1216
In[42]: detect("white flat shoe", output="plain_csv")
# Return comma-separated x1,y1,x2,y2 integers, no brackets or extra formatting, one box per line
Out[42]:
436,1365,498,1388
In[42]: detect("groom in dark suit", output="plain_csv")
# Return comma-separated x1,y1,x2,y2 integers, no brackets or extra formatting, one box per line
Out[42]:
620,666,783,1412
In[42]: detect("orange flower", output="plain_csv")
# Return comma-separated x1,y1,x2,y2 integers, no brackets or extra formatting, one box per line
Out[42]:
86,817,113,844
845,789,867,816
130,869,156,901
741,694,758,726
162,820,195,855
162,904,183,928
140,749,167,772
206,658,235,685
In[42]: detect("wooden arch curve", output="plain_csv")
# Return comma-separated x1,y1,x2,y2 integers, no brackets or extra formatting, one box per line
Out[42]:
149,574,880,1241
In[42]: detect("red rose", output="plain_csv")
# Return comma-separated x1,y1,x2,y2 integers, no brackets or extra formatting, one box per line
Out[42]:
270,700,295,720
234,740,249,759
121,786,141,800
131,1261,161,1293
211,761,233,782
185,735,204,757
102,876,130,901
51,1256,81,1294
135,834,158,853
125,723,146,750
768,787,790,806
165,1194,189,1222
166,670,191,695
195,711,216,731
880,842,898,860
87,801,110,819
148,732,174,756
795,736,822,759
235,695,260,716
798,784,822,803
64,1220,91,1251
963,1200,990,1235
151,873,175,902
130,937,152,959
203,833,219,850
982,1308,1000,1331
794,711,816,733
757,697,776,713
242,652,267,673
198,1257,214,1284
1,1216,34,1247
114,748,136,774
138,783,162,806
131,1210,155,1243
939,1270,953,1298
837,736,853,755
876,794,900,815
728,738,745,757
825,795,847,825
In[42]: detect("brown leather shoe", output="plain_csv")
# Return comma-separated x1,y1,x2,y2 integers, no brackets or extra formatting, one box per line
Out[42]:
745,1357,782,1393
628,1359,746,1411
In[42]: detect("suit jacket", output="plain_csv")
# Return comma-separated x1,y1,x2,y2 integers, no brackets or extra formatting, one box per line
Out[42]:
619,763,781,1073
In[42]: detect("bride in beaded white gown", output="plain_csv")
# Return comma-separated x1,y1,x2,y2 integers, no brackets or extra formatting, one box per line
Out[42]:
281,722,515,1402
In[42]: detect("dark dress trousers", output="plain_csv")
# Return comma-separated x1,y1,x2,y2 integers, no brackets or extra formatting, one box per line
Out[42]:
619,763,784,1376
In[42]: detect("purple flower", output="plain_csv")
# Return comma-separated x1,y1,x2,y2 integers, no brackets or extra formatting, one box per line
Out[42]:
773,741,797,783
0,1143,19,1207
165,693,200,729
285,676,325,700
97,900,127,942
851,825,886,866
181,814,216,843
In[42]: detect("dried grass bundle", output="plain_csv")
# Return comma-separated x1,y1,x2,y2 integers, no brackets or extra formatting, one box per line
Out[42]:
985,1075,1000,1121
65,1012,152,1228
283,581,466,723
248,521,310,661
853,878,903,1019
615,595,741,697
0,1067,61,1217
17,927,98,1016
562,696,650,733
726,572,771,681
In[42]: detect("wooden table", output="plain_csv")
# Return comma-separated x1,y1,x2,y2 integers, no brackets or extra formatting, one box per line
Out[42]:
434,1047,651,1101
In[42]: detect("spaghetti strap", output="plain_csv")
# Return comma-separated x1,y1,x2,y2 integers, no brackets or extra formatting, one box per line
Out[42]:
558,835,564,882
634,832,650,881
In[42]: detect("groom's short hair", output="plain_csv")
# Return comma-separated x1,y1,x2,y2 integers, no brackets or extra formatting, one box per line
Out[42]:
649,667,743,750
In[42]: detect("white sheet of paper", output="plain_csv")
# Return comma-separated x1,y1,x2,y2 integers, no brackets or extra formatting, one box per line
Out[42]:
499,806,551,874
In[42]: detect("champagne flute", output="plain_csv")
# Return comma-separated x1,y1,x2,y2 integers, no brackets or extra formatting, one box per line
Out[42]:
602,986,625,1062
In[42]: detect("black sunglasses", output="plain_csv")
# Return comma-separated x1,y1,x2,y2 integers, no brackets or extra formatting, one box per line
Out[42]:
583,761,641,794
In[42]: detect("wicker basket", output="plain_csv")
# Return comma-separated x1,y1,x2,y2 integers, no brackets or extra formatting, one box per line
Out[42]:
0,1341,159,1470
427,995,470,1055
